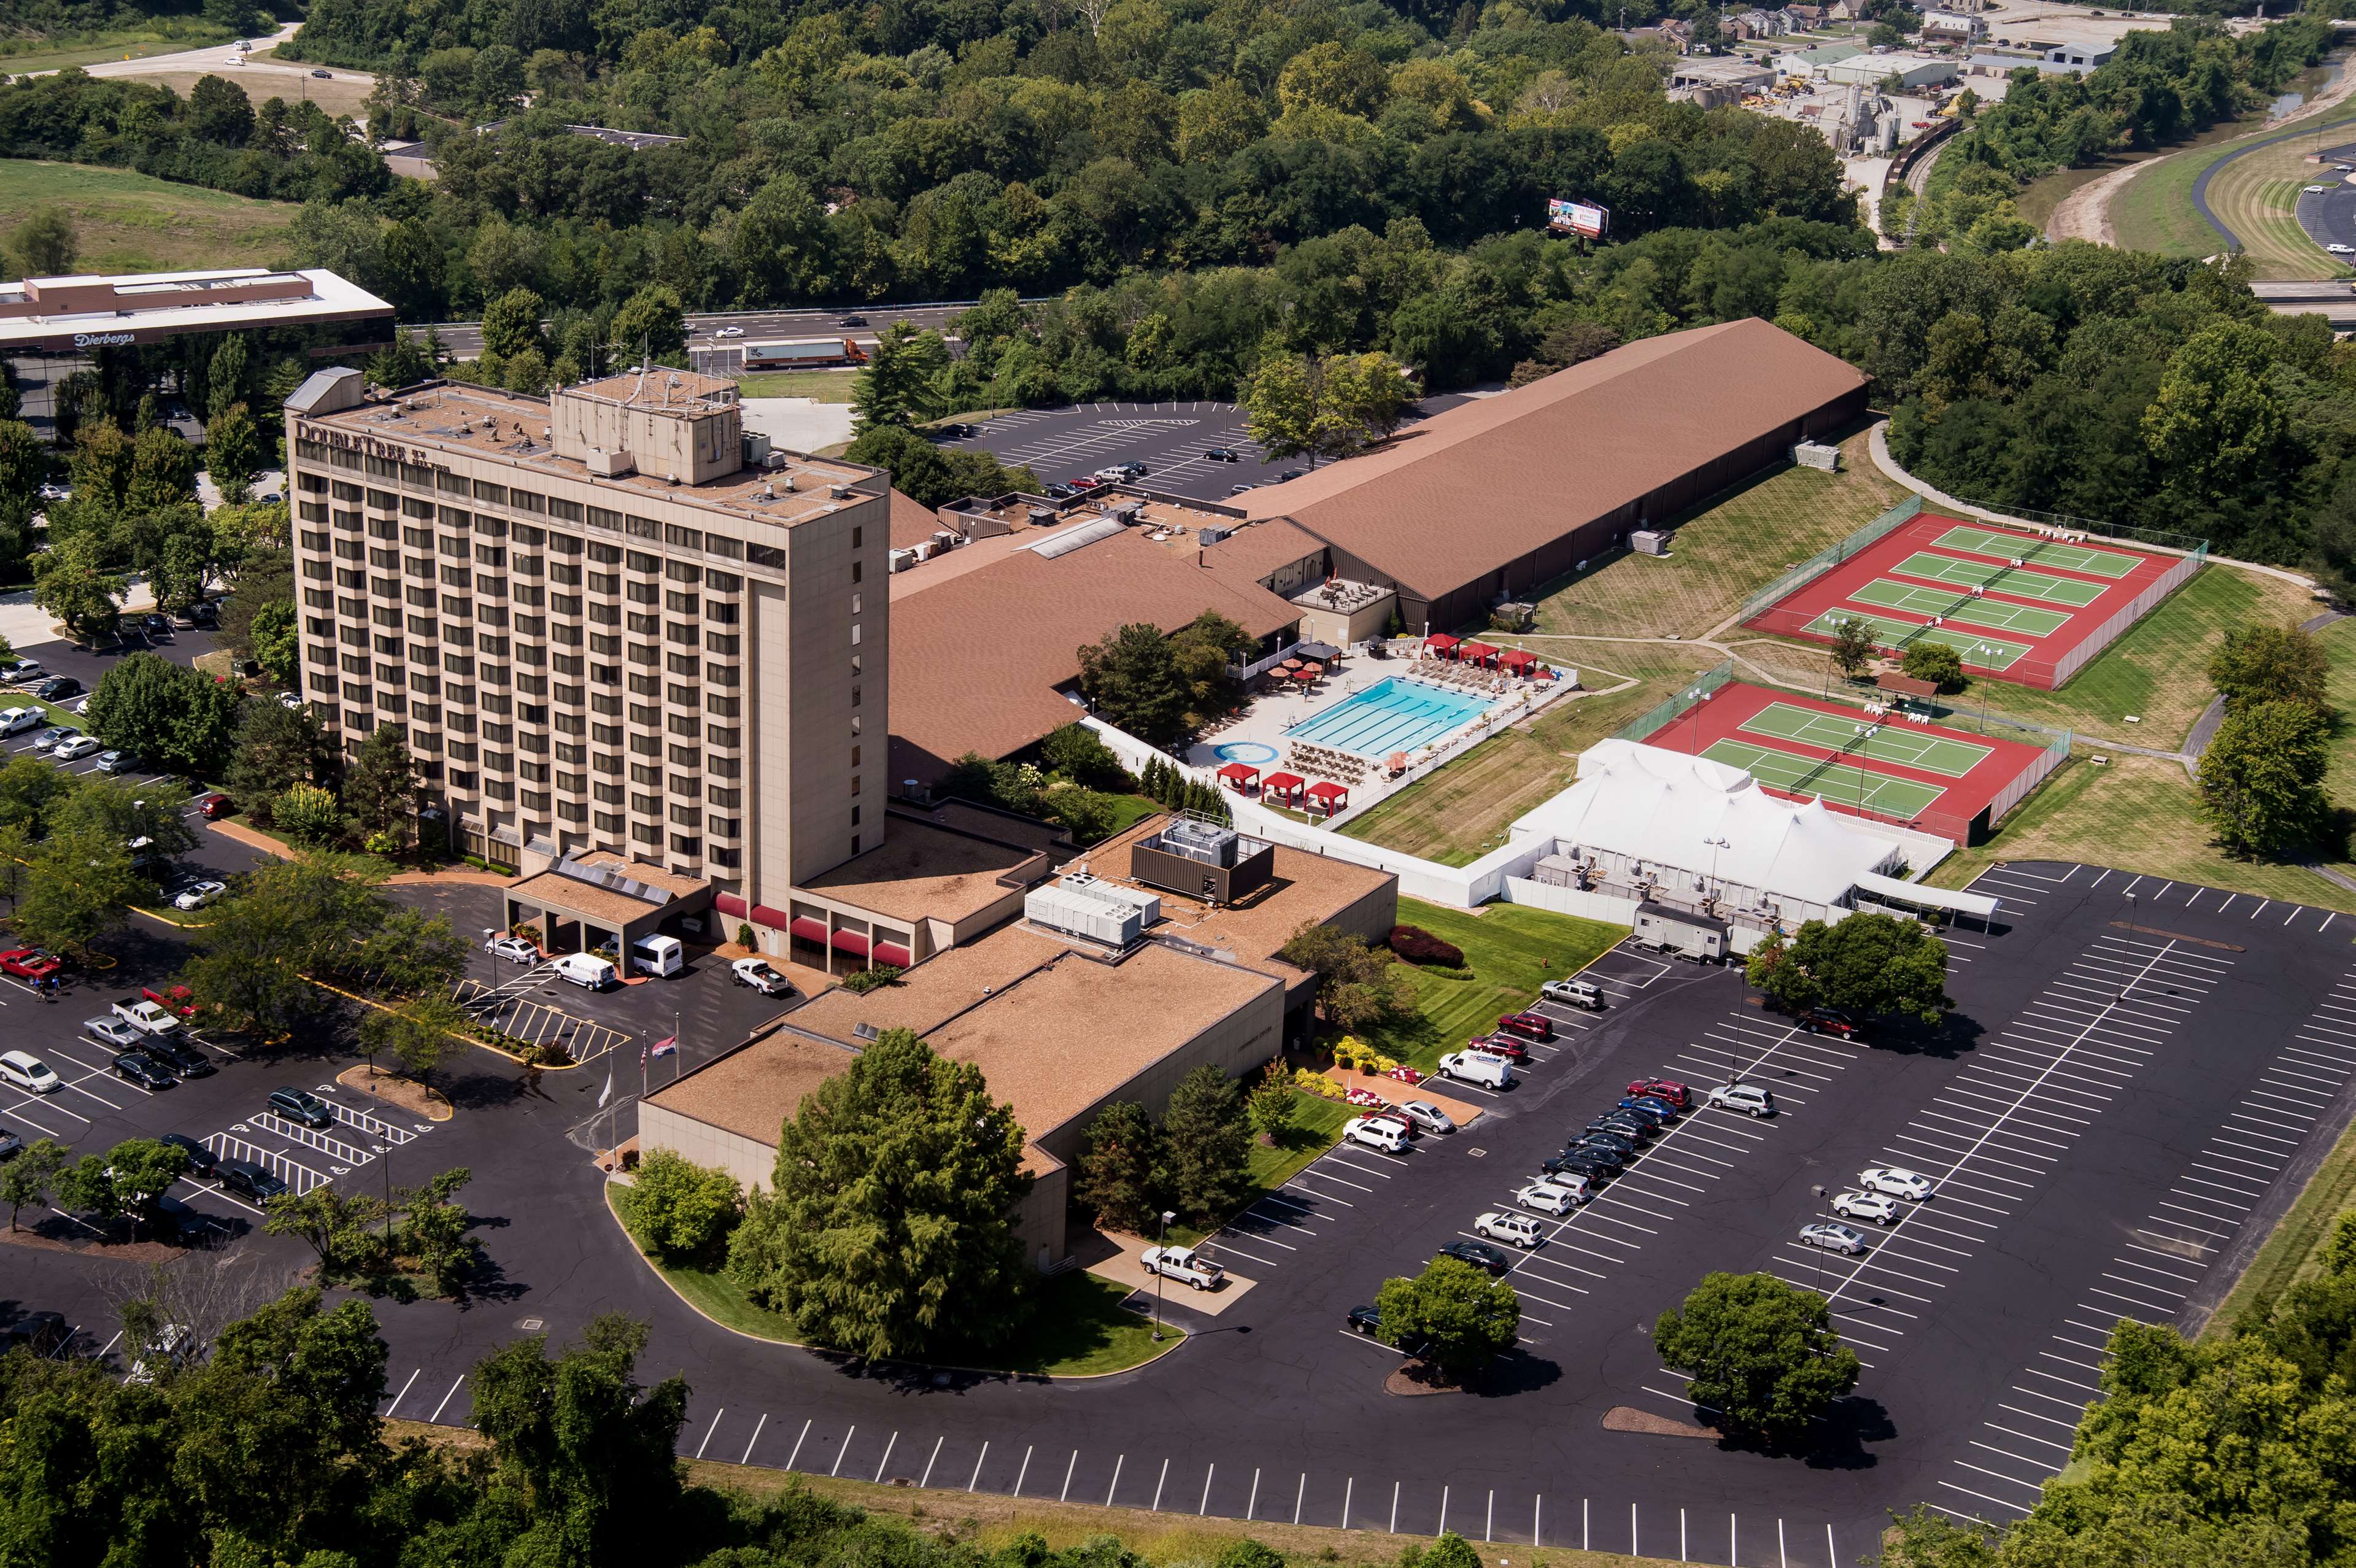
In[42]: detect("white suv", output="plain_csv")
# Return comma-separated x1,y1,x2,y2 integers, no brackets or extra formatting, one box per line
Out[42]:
1342,1116,1407,1154
1705,1081,1775,1116
1475,1211,1543,1249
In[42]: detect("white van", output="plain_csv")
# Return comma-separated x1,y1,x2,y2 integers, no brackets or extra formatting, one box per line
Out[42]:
1437,1049,1513,1090
552,952,617,991
630,934,683,978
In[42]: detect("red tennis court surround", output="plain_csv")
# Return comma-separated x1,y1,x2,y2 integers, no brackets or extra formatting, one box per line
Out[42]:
1645,682,2060,845
1744,512,2195,689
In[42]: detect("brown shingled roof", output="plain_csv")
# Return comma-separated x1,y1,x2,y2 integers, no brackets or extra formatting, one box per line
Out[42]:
1242,319,1868,596
887,520,1321,782
889,488,941,550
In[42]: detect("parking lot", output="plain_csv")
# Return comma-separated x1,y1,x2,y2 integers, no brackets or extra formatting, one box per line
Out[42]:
936,395,1470,504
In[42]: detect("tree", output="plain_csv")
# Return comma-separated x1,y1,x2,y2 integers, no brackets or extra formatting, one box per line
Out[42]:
607,284,687,366
470,1315,689,1565
1653,1271,1860,1445
84,652,243,777
2209,623,2329,712
263,1184,390,1280
340,723,417,846
249,597,299,686
1040,722,1129,789
32,539,124,646
1076,1100,1165,1232
1076,621,1191,747
2199,699,2332,859
1161,1064,1250,1224
396,1167,477,1296
223,696,328,822
53,775,199,863
1375,1256,1521,1379
10,207,76,276
1831,617,1879,679
126,427,198,515
840,423,1038,509
1042,785,1119,844
204,403,263,504
624,1149,744,1260
0,1137,68,1230
851,323,951,431
358,995,468,1088
1238,350,1318,468
1750,912,1950,1024
53,1153,123,1229
13,829,144,959
1278,921,1418,1031
177,852,403,1038
479,287,549,363
725,1029,1033,1359
275,781,344,845
1247,1076,1298,1146
105,1138,190,1240
1899,641,1966,693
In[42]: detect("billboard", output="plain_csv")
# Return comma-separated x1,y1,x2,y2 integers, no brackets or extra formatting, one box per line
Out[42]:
1548,198,1609,239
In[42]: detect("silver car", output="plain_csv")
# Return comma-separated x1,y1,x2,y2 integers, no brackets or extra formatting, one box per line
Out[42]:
1799,1221,1868,1256
1394,1100,1456,1134
85,1016,144,1049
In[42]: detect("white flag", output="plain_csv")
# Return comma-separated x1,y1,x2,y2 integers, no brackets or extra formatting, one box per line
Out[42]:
597,1070,612,1108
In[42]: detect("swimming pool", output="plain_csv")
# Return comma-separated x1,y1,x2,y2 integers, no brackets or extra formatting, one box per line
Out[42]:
1284,678,1491,757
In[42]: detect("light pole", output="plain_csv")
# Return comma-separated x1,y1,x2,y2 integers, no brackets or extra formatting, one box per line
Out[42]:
1152,1210,1175,1341
1685,686,1712,752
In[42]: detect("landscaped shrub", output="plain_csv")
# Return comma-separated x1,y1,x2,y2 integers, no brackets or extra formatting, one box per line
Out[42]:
273,782,342,845
841,963,903,994
1388,925,1466,967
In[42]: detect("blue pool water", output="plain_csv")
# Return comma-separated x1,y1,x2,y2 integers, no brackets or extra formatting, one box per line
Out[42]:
1284,678,1491,757
1215,741,1280,765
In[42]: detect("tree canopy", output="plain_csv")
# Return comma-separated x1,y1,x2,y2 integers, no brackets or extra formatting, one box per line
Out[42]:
1653,1270,1861,1445
1745,912,1951,1024
1375,1256,1521,1379
2197,699,2333,860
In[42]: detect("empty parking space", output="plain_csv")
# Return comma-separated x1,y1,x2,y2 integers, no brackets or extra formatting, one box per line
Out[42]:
454,974,633,1064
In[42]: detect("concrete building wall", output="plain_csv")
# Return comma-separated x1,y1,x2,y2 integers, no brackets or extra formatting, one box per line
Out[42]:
638,1102,779,1192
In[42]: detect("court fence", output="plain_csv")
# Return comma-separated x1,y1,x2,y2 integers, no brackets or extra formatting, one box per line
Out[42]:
1614,658,1737,744
1738,494,1923,624
1937,498,2210,560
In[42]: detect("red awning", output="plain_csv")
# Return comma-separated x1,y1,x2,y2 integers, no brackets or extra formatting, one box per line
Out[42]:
832,929,871,957
715,892,747,919
1459,641,1499,664
874,940,911,968
787,915,827,943
1262,771,1305,798
1306,781,1349,801
752,904,790,929
1425,633,1461,651
1499,647,1537,669
1216,762,1260,784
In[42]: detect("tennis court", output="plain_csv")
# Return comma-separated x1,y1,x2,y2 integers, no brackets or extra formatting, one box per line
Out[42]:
1799,608,2034,670
1700,738,1947,818
1931,525,2141,579
1741,700,1993,776
1848,577,2074,637
1887,551,2109,608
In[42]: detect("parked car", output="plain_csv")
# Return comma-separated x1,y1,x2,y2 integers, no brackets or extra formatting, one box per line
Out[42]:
0,1125,20,1161
1494,1011,1554,1041
0,708,39,736
1800,1007,1858,1038
1831,1189,1900,1224
84,1017,145,1049
1345,1303,1386,1337
1204,447,1242,462
172,879,226,911
1541,978,1604,1010
1704,1081,1776,1116
34,677,80,702
1437,1238,1510,1276
1475,1210,1544,1249
113,997,180,1036
93,751,137,775
277,692,305,711
0,1051,58,1094
1624,1077,1690,1109
53,736,99,760
1139,1245,1224,1290
159,1131,217,1176
217,1159,287,1202
1228,484,1258,496
140,1036,212,1078
126,1322,194,1385
1118,462,1148,479
1436,1051,1512,1089
267,1087,334,1129
113,1052,176,1090
553,952,617,990
1276,468,1304,481
30,727,74,753
0,660,42,684
0,948,61,981
1462,1032,1529,1063
1042,482,1078,500
1621,1093,1680,1121
1543,1149,1618,1183
1091,466,1131,482
730,957,794,995
1609,1099,1670,1131
1342,1115,1407,1154
1799,1221,1869,1256
1572,1126,1639,1157
485,933,539,964
195,792,235,819
1858,1166,1934,1201
1517,1179,1586,1215
1393,1100,1456,1135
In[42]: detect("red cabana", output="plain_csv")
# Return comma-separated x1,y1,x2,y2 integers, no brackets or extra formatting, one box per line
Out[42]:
1262,771,1307,803
1499,647,1537,672
1424,633,1462,657
1216,761,1261,791
1458,641,1499,666
1305,780,1350,816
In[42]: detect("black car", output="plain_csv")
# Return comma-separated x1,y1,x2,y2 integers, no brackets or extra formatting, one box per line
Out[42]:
1204,447,1241,462
1545,1149,1619,1183
1043,482,1078,500
113,1052,175,1089
838,314,868,328
1437,1238,1511,1276
159,1131,215,1176
33,676,79,701
142,614,171,635
1574,1125,1639,1154
0,1311,69,1356
1276,468,1304,481
1346,1303,1385,1337
1588,1113,1653,1142
268,1086,334,1129
140,1037,214,1078
217,1159,288,1202
1624,1093,1680,1121
1562,1137,1631,1170
1612,1098,1671,1129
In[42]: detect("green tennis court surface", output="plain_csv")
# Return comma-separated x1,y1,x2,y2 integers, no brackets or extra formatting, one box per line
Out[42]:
1848,577,2073,637
1701,739,1947,819
1801,608,2032,670
1888,552,2107,608
1740,701,1993,777
1932,525,2139,579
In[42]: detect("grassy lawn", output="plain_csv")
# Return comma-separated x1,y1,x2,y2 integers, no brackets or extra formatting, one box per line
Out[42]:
0,160,300,274
145,69,379,120
1528,425,1901,641
606,1184,1184,1375
1168,1090,1351,1247
735,370,858,401
2206,1110,2356,1336
2113,93,2356,265
0,21,234,73
1355,898,1628,1074
1338,641,1717,865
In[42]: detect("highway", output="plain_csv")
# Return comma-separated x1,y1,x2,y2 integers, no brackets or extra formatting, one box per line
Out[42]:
423,298,1043,360
24,20,380,95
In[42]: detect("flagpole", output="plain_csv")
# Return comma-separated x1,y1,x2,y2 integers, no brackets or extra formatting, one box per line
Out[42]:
673,1010,682,1084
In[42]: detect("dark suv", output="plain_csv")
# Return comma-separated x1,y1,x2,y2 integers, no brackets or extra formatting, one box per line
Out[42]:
217,1159,288,1202
267,1087,334,1129
140,1037,214,1078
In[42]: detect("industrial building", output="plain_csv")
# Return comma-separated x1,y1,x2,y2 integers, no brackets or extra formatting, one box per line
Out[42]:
1822,51,1958,87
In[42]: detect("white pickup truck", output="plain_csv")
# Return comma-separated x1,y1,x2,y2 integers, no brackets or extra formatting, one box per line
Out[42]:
113,997,181,1036
1140,1245,1225,1291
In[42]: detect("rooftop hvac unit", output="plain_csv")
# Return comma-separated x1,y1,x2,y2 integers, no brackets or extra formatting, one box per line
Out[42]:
1025,873,1161,946
1026,507,1057,527
1197,523,1232,546
1156,816,1240,867
889,547,919,573
1110,501,1145,523
1632,529,1670,556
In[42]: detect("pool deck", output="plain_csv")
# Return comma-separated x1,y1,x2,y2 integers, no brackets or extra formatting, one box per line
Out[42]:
1185,654,1582,822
